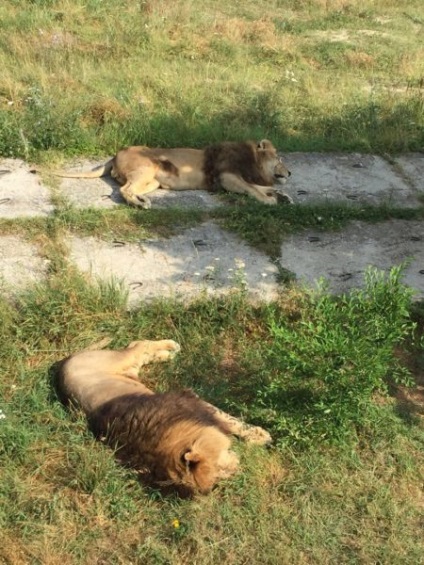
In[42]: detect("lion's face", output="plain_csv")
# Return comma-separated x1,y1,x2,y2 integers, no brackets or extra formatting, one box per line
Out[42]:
183,437,239,494
257,139,291,184
273,157,291,184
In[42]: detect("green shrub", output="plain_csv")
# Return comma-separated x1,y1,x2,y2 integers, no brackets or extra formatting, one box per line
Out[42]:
253,266,416,446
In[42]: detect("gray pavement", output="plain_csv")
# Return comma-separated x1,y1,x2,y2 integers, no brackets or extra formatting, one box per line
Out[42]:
0,153,423,306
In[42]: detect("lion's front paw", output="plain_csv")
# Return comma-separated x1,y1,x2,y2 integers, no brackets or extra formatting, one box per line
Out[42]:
149,339,181,362
242,425,272,446
158,339,181,358
135,194,152,209
276,191,294,205
262,195,278,205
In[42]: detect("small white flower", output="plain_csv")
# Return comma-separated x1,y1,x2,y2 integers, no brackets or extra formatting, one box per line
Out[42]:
194,272,200,276
285,69,298,82
214,257,220,261
261,273,268,277
205,265,215,271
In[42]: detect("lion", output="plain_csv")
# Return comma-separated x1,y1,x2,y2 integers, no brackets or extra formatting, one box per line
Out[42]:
54,139,292,208
55,339,272,495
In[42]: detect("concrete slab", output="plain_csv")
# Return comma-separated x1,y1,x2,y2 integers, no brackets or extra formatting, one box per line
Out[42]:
282,152,421,207
280,220,424,299
0,235,48,293
394,153,424,192
68,222,279,308
57,160,221,210
51,152,424,210
0,159,54,218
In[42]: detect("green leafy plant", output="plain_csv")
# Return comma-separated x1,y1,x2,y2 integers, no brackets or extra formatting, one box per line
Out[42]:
253,266,416,446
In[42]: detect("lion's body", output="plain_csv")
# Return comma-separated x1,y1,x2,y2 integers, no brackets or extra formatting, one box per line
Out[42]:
56,339,271,495
55,140,292,208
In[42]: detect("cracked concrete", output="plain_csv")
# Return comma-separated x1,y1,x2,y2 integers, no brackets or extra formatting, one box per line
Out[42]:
67,223,279,307
0,235,49,294
281,219,424,299
0,159,54,218
281,153,421,207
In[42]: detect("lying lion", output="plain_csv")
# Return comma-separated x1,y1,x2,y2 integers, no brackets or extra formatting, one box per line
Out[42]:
54,139,292,208
55,339,271,495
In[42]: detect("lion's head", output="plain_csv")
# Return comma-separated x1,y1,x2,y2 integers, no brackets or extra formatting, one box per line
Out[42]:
256,139,291,184
163,424,240,495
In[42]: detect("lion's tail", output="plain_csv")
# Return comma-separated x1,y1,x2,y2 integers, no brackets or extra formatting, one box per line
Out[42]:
53,158,114,179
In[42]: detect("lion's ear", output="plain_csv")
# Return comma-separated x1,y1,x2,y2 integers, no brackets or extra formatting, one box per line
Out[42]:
183,449,201,467
257,139,272,151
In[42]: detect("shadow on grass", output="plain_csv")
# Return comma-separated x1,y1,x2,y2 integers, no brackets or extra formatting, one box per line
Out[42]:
1,92,423,159
101,95,424,154
390,300,424,424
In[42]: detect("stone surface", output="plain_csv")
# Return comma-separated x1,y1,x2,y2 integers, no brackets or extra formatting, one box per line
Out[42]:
280,220,424,299
1,153,423,304
67,222,279,307
0,235,48,293
0,159,54,218
282,152,422,207
394,153,424,192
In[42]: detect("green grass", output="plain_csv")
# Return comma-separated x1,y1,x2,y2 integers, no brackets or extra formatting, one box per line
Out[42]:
1,1,424,563
1,198,423,262
1,265,423,564
0,0,423,159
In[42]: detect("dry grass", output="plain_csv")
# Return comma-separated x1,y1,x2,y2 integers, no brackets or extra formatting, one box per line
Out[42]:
0,0,423,157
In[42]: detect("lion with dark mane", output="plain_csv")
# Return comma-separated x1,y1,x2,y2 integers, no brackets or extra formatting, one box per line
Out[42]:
54,139,292,208
55,339,271,495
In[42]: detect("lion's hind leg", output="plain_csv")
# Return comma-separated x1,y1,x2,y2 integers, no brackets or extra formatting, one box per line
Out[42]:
201,400,272,445
118,340,181,379
120,175,160,210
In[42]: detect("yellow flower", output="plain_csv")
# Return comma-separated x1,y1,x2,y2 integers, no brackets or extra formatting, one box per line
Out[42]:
172,519,180,529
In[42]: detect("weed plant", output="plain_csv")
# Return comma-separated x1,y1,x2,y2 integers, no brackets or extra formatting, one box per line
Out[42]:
253,266,416,446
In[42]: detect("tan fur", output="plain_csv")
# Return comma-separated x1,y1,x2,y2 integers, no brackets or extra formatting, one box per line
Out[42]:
55,339,271,495
54,140,292,208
